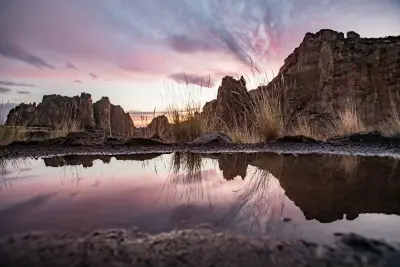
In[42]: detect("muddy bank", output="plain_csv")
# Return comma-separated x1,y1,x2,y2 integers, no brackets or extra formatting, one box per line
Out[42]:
0,228,399,267
1,132,400,159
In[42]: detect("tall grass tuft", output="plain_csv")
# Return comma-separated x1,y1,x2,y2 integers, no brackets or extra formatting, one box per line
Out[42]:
327,99,368,137
249,89,284,141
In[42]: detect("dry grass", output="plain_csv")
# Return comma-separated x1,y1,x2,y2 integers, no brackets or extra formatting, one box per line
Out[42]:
0,126,26,145
249,89,284,141
379,93,400,137
290,115,324,140
327,99,368,138
50,120,81,139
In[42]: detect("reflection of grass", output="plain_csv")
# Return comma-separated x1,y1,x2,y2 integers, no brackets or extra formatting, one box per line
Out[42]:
233,168,285,230
337,155,360,184
0,158,32,190
162,152,219,205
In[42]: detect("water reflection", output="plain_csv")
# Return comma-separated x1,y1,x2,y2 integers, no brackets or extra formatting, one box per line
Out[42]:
1,152,400,243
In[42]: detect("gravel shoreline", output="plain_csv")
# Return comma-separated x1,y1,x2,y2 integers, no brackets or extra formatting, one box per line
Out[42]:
2,137,400,159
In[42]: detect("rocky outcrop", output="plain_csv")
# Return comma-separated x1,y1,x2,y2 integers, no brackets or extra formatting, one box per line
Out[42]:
93,97,112,136
6,93,95,129
6,93,135,138
214,76,252,128
110,105,135,138
254,29,400,128
146,115,170,138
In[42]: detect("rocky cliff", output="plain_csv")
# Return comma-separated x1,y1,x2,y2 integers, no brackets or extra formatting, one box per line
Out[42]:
256,29,400,127
204,29,400,132
6,93,135,138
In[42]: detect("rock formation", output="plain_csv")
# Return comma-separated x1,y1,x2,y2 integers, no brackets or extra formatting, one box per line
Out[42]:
111,105,135,138
6,93,95,129
146,115,170,138
93,97,112,136
6,93,135,138
213,76,252,128
253,29,400,128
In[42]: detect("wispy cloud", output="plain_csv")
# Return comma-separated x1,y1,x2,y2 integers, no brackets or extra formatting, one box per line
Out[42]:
89,73,98,79
0,81,35,87
0,87,11,94
169,73,215,87
0,42,56,69
17,90,30,95
74,79,82,83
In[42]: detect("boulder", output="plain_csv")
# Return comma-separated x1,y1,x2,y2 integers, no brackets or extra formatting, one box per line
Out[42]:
146,115,170,137
191,132,233,145
93,97,112,136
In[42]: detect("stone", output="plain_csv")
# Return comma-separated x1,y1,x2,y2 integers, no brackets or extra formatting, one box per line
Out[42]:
191,132,233,145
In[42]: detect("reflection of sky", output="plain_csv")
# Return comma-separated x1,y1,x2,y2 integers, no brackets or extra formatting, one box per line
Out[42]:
1,154,400,244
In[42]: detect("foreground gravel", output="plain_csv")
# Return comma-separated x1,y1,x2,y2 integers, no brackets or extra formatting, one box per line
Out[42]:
0,228,399,267
2,135,400,159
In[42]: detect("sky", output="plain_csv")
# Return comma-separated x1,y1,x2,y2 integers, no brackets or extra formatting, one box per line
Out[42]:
0,0,400,114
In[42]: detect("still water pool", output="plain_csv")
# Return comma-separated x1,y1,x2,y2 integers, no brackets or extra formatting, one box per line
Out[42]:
1,152,400,244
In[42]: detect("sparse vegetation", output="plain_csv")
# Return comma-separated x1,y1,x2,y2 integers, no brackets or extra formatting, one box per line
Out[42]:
50,120,82,139
327,99,368,137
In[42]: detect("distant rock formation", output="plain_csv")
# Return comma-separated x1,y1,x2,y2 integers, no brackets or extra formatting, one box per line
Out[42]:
6,93,135,138
146,115,170,138
253,29,400,128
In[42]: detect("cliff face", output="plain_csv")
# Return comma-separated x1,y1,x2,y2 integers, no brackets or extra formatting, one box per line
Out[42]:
6,93,135,138
255,29,400,127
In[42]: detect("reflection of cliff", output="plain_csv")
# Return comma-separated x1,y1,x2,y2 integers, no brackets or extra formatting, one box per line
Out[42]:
43,154,163,168
217,153,252,180
249,154,400,223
